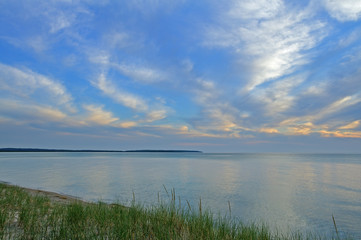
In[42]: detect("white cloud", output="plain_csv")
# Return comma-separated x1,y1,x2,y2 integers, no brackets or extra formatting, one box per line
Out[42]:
145,109,167,122
0,99,67,123
338,29,361,47
114,63,167,83
0,63,74,111
323,0,361,22
49,11,72,33
205,0,327,91
302,82,328,96
89,51,166,84
280,93,361,126
89,53,110,65
228,0,284,20
191,78,252,136
27,36,49,53
94,73,148,111
243,15,325,91
253,75,305,115
83,104,119,125
92,72,170,123
316,93,361,119
338,120,361,130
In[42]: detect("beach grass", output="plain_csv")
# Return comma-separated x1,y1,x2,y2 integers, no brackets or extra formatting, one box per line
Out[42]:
0,183,353,239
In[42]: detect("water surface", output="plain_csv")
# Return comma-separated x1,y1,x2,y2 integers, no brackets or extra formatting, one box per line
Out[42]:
1,152,360,238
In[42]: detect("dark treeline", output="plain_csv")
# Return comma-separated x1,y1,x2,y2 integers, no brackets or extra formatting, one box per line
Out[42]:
0,148,202,153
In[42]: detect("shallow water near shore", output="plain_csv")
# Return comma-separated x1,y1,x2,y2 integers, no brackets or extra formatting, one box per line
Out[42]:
1,152,360,238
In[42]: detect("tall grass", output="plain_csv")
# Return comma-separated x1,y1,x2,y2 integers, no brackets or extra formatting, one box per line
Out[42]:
0,183,354,239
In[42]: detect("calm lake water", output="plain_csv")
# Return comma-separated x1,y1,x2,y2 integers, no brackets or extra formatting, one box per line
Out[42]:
1,152,360,238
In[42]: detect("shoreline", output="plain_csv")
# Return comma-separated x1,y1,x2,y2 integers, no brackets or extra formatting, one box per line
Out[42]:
0,181,87,205
0,181,353,239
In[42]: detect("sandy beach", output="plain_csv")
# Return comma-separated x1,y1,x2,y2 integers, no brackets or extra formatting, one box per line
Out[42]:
0,181,87,205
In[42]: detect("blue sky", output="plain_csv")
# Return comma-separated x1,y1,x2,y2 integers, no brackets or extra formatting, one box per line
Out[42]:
1,0,361,153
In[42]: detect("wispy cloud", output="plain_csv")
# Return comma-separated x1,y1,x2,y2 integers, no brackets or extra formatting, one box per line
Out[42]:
189,78,252,138
48,10,73,34
319,130,361,139
259,93,361,138
89,50,168,84
338,120,361,130
0,99,68,123
1,0,361,150
82,104,141,128
114,63,167,84
259,128,279,134
315,94,361,121
302,82,328,96
227,0,284,20
93,73,148,111
322,0,361,22
91,72,170,125
0,63,74,111
280,93,361,127
205,0,327,91
83,104,119,125
252,75,305,116
144,109,167,122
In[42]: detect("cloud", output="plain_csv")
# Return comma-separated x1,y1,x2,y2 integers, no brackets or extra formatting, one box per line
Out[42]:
48,10,73,33
92,72,171,125
252,75,305,115
338,29,361,47
144,109,167,122
302,82,328,96
323,0,361,22
82,104,140,128
227,0,284,20
338,120,361,130
36,107,67,121
93,73,148,111
189,78,252,138
319,130,361,138
259,128,279,134
83,104,119,125
114,63,167,83
205,0,327,91
118,121,137,128
0,1,95,56
261,92,361,138
315,94,361,120
27,36,49,53
0,99,67,123
286,122,317,136
89,51,167,84
0,63,74,111
103,32,130,49
280,93,361,127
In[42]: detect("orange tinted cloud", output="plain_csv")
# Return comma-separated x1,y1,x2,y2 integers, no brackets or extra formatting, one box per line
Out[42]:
319,130,361,138
259,128,279,134
338,120,360,129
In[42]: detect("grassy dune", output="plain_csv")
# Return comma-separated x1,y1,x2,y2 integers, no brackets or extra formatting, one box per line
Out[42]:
0,183,352,239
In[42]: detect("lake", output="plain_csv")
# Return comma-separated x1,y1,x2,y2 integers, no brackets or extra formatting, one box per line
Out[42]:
0,152,360,238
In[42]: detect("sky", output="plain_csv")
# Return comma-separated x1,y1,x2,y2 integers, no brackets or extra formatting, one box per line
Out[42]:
1,0,361,153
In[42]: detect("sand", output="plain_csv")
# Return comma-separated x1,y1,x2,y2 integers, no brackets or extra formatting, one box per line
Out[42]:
1,181,88,205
